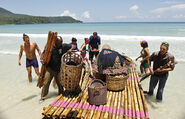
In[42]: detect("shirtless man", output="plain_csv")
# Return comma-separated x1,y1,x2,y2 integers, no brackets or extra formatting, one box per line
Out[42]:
19,33,41,83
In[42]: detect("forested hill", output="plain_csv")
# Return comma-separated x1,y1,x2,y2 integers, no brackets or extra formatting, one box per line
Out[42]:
0,7,82,25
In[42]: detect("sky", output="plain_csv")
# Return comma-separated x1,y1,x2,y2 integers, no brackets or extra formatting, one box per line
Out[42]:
1,0,185,22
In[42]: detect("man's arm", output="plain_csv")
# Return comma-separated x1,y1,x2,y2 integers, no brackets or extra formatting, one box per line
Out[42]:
35,42,42,57
98,36,101,51
40,48,46,64
98,45,101,51
18,45,24,66
156,67,173,72
148,52,156,74
156,56,176,73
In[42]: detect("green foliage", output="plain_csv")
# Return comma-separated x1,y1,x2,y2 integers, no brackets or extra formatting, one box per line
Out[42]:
0,7,82,25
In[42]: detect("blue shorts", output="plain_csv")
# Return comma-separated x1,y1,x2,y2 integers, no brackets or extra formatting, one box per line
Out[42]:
26,58,39,68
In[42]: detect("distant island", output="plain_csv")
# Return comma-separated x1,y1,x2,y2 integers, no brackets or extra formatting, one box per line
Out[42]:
0,7,82,25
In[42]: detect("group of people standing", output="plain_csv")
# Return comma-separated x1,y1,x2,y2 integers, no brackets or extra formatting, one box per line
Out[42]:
18,32,176,103
136,40,176,102
18,32,101,101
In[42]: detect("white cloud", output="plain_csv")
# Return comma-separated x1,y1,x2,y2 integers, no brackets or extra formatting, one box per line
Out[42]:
151,4,185,14
129,5,139,11
161,1,182,4
156,15,161,18
115,16,128,19
81,11,90,19
173,14,185,18
60,10,77,19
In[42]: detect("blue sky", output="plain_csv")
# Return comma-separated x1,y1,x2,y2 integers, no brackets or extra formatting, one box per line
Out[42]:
1,0,185,22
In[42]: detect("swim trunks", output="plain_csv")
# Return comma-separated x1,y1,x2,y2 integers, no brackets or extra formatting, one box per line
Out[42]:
26,58,39,68
141,60,149,69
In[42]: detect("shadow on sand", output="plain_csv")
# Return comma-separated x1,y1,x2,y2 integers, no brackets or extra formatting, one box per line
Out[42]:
22,94,37,101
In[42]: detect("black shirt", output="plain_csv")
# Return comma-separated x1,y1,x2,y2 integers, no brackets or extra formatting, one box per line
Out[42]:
97,49,126,73
48,43,71,72
89,35,101,49
150,51,175,76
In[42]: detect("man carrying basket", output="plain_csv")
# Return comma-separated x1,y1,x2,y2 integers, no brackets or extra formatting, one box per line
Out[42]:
40,36,73,101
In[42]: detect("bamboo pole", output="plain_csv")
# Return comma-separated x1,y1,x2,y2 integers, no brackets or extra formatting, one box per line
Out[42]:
79,67,85,87
127,80,132,119
87,105,96,119
60,97,78,118
37,31,53,88
76,79,92,118
75,95,89,118
125,85,128,119
61,72,90,118
116,91,121,119
61,87,89,118
132,68,145,119
128,73,136,119
37,32,57,88
42,94,63,115
130,69,140,119
100,91,111,119
92,104,103,119
52,96,68,117
71,92,88,118
96,91,110,119
103,91,113,119
83,104,92,119
108,92,116,119
52,97,72,118
80,100,90,118
119,90,125,119
45,94,64,117
140,88,149,119
112,92,119,119
134,69,148,119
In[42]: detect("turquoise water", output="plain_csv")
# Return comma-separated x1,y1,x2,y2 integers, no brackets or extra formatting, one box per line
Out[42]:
0,22,185,62
1,22,185,36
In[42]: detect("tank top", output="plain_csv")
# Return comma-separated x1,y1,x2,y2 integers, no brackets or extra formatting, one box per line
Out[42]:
140,48,147,58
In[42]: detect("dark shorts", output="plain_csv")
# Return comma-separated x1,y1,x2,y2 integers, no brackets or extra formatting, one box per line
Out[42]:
26,58,39,68
89,51,99,60
141,60,149,69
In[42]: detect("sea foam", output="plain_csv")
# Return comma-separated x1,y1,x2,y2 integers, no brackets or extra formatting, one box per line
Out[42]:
0,33,185,41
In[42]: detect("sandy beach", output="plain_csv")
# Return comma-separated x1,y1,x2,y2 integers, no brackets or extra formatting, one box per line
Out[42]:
0,54,185,119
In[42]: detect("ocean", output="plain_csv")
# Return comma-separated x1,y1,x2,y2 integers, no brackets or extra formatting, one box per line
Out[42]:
0,22,185,62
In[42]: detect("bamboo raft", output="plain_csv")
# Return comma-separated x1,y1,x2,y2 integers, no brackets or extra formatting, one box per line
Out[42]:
42,67,149,119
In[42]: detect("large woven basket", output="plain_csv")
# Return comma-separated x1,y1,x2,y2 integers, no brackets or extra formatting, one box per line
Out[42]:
106,74,128,91
60,52,83,91
88,79,107,105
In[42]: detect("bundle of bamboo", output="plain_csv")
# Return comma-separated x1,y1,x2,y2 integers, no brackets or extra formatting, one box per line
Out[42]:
37,31,57,88
41,67,150,119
